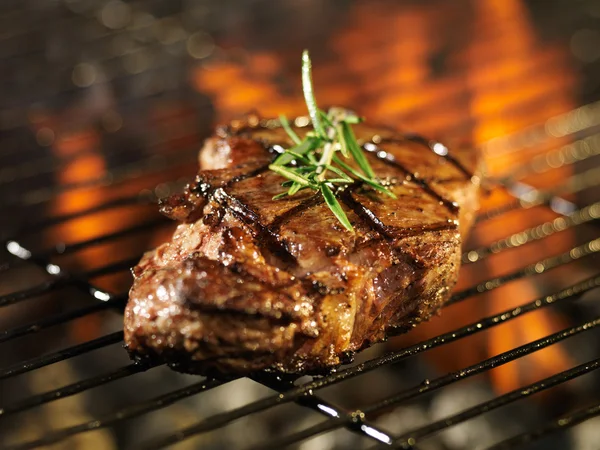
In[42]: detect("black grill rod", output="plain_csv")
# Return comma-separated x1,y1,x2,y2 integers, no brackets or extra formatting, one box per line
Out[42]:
494,132,600,184
5,195,152,238
0,218,156,309
252,376,394,447
1,176,186,240
476,164,600,223
448,237,600,305
0,42,569,137
8,275,599,449
120,276,600,449
2,224,150,309
2,279,598,445
480,101,600,159
486,402,600,450
3,378,229,450
1,215,168,274
376,358,600,449
144,315,600,450
0,124,199,186
0,360,159,418
463,201,600,264
0,255,140,308
0,331,123,380
0,57,196,122
249,296,600,450
0,296,125,344
1,146,198,208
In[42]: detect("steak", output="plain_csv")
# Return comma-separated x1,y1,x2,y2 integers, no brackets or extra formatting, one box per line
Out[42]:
124,115,481,375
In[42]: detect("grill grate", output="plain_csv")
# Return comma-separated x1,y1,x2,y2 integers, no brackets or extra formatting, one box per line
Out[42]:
1,1,600,449
1,111,599,447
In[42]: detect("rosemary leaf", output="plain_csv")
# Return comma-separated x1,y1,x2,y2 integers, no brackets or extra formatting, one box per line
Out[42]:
282,150,314,165
269,164,316,187
342,115,363,124
326,178,354,184
279,114,301,145
323,163,354,182
341,121,375,178
307,152,319,165
273,138,318,166
336,124,350,158
321,184,354,233
319,110,335,129
333,156,397,199
288,182,303,196
302,50,325,138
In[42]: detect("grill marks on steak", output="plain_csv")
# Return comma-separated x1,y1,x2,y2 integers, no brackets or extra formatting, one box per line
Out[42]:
124,117,481,374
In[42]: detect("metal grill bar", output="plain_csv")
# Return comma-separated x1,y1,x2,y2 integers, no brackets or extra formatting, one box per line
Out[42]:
0,361,154,418
0,120,201,186
4,379,230,450
487,403,600,450
1,274,596,448
0,296,124,344
0,279,68,308
247,287,600,450
144,316,600,449
498,133,600,182
383,359,600,449
480,102,600,158
0,4,597,449
477,165,600,224
35,217,167,257
462,202,599,264
448,238,600,305
2,216,164,267
250,376,394,446
0,331,123,380
4,196,151,239
0,254,138,309
79,276,596,449
4,148,198,208
1,217,165,274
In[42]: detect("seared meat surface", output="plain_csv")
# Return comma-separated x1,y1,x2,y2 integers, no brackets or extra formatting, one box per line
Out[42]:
124,116,481,374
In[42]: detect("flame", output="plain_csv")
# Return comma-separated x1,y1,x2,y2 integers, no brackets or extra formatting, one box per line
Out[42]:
48,125,107,343
192,0,578,395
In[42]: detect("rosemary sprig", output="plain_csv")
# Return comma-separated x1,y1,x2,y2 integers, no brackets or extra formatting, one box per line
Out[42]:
269,50,395,233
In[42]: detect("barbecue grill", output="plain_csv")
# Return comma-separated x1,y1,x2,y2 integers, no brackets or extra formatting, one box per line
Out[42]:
1,1,599,449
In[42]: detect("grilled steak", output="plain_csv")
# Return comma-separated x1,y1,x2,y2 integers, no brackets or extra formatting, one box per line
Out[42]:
124,115,481,374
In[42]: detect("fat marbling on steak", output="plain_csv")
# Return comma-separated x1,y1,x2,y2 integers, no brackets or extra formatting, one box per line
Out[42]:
124,116,481,374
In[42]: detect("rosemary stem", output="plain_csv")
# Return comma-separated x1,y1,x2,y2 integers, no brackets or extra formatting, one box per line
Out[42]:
316,118,341,181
